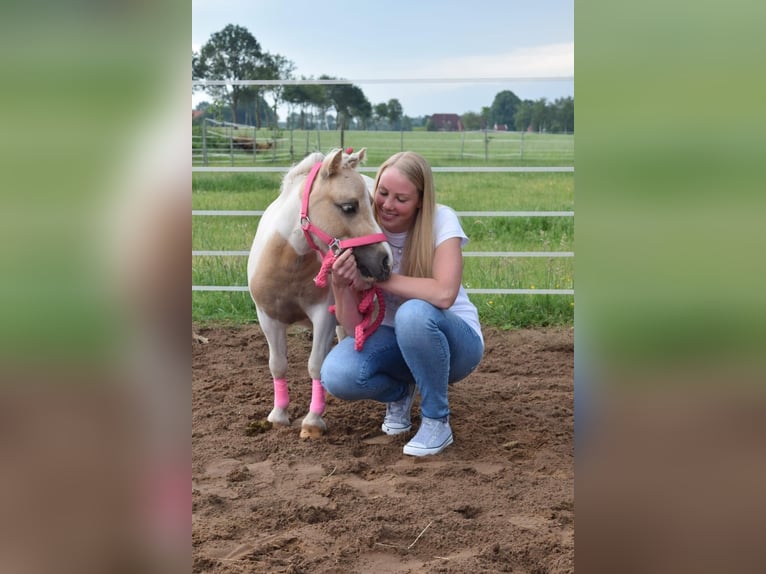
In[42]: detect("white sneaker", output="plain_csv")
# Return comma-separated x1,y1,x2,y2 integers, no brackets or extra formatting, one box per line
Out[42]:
403,416,453,456
381,383,416,435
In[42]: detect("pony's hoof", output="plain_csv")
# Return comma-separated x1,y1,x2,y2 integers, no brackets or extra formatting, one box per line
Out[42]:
267,407,290,427
299,411,326,439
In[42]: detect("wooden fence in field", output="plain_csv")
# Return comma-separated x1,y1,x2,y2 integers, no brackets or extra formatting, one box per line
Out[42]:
193,119,574,166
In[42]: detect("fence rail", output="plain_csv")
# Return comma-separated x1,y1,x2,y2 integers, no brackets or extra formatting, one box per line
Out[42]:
193,250,573,258
192,285,574,295
192,193,574,296
193,77,573,86
192,166,574,173
192,210,573,217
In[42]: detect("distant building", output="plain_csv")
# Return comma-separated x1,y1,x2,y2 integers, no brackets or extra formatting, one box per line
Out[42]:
429,113,463,131
493,123,508,131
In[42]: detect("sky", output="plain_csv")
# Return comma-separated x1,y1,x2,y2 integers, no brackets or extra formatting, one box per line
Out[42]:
192,0,573,118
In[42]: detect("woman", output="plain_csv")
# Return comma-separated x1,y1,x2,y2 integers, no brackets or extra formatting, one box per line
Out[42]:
320,151,484,456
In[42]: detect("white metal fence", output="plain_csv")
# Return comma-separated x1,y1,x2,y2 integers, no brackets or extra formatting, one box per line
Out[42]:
192,167,574,296
192,77,574,296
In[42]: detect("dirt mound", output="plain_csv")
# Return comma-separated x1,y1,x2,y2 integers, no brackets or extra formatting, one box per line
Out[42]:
193,324,573,573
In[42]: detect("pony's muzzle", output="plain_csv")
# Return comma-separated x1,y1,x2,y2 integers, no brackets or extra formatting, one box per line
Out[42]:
354,244,392,281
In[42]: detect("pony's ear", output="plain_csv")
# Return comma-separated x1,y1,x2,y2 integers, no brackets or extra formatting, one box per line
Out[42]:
345,147,367,169
323,148,344,177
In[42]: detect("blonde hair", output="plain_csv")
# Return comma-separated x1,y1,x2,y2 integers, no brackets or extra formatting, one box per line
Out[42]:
373,151,436,278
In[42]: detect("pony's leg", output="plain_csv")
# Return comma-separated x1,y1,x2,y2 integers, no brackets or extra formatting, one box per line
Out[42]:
299,306,336,438
256,310,291,426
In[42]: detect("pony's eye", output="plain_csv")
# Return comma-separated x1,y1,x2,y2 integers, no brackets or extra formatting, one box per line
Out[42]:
338,202,358,215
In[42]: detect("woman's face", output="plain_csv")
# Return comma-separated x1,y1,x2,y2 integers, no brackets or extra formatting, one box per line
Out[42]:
374,166,422,233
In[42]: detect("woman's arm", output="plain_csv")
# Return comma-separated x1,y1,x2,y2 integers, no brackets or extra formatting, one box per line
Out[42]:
377,237,463,309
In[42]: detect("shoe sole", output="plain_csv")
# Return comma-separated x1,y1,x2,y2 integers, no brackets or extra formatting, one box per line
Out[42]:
403,433,453,456
381,422,412,436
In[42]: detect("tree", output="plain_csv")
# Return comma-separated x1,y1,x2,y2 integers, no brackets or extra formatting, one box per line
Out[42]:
373,102,389,129
283,79,330,129
490,90,521,129
531,98,548,132
195,24,274,126
192,51,204,94
262,53,295,129
352,97,373,130
514,100,533,131
480,106,491,130
552,97,574,133
283,82,312,129
386,99,403,130
324,77,369,129
323,76,370,144
461,111,482,131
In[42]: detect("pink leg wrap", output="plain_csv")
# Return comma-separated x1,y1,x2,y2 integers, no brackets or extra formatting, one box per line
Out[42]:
309,378,326,415
273,378,289,410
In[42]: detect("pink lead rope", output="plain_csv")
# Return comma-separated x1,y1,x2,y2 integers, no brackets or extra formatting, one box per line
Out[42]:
301,158,387,351
313,252,386,351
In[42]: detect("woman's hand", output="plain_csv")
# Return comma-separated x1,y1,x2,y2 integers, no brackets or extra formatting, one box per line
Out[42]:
330,249,367,333
331,249,372,291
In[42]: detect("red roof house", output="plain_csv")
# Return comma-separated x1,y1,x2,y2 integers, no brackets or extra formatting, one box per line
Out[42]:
429,113,463,131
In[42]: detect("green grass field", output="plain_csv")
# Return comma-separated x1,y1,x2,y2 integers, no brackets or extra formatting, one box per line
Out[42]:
192,130,574,329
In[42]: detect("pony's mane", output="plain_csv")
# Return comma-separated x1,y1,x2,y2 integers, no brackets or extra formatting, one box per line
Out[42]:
281,151,325,194
280,149,364,195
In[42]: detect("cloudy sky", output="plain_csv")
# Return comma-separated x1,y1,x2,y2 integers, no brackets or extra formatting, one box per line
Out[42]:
192,0,573,117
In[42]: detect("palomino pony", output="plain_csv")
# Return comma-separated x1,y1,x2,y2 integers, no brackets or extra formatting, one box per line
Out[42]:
247,148,392,438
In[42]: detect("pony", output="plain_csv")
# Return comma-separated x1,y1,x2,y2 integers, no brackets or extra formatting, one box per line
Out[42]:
247,148,392,438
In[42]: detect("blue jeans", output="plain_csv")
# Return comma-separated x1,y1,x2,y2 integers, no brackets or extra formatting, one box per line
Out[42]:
321,299,484,419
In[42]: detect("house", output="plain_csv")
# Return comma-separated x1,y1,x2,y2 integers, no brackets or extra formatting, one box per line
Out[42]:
429,113,463,131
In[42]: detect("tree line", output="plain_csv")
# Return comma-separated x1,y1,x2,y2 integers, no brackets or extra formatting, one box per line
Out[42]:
193,24,573,134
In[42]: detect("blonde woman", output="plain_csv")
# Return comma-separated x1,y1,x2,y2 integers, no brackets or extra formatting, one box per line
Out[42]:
321,152,484,456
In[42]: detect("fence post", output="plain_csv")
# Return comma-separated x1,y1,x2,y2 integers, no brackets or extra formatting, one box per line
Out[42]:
460,131,465,160
520,130,524,160
202,119,208,166
484,128,488,162
229,123,233,166
272,128,277,162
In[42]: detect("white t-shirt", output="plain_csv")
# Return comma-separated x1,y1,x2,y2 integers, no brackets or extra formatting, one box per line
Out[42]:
381,205,484,345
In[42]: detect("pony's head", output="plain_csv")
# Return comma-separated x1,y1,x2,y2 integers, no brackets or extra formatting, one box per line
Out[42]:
307,148,392,281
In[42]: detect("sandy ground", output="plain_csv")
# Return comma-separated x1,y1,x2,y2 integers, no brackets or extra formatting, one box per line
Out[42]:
192,324,573,573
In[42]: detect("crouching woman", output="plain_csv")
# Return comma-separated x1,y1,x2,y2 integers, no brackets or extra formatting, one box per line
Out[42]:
320,151,484,456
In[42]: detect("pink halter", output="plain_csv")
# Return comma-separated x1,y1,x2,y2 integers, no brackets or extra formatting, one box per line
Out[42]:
300,159,387,351
300,161,387,253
